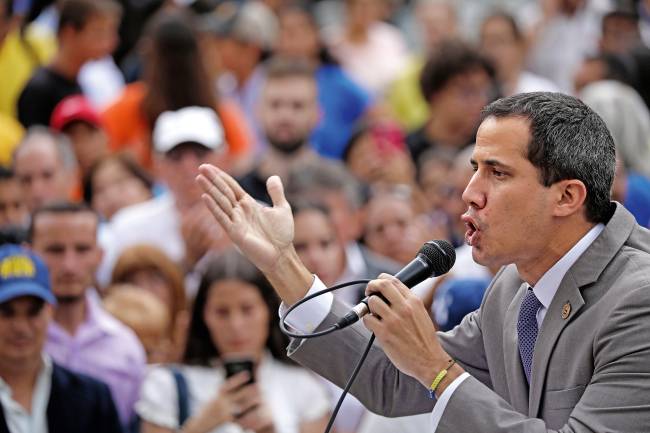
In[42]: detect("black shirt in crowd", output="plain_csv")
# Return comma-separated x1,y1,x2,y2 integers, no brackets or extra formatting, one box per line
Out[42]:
237,168,272,205
17,67,82,128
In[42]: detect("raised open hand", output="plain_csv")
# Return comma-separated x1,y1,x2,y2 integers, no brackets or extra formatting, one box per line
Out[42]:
196,164,294,274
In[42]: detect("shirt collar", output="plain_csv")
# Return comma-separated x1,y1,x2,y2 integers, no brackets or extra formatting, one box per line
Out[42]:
337,242,367,283
0,352,52,398
84,289,123,334
532,223,605,308
48,290,122,339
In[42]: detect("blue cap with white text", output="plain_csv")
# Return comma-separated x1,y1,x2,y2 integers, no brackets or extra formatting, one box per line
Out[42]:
0,244,55,305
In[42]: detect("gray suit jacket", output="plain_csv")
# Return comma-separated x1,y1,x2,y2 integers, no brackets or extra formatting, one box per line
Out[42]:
288,203,650,432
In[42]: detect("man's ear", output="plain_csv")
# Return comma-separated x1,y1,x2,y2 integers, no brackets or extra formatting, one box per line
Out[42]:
552,179,588,218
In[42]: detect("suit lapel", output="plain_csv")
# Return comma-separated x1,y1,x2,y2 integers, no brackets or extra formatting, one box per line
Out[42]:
528,275,585,416
502,282,529,414
528,204,635,416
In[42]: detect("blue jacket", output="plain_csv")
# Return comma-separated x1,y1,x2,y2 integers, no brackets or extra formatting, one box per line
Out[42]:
0,362,123,433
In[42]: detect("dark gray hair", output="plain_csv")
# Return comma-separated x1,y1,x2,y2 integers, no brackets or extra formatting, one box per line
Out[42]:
287,161,365,209
482,92,615,223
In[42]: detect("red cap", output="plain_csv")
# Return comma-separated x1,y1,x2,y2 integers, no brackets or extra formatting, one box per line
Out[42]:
50,95,102,131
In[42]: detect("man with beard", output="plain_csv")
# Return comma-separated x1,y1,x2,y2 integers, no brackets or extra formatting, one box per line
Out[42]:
237,58,324,204
29,202,145,429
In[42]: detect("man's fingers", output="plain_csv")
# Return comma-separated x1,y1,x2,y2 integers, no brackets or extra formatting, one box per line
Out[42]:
198,164,246,202
215,165,249,201
266,175,289,209
202,194,233,231
365,275,409,306
197,169,239,209
366,293,391,319
363,314,383,334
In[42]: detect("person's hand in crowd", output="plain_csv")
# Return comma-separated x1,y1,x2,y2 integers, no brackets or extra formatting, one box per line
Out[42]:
179,372,274,433
362,274,465,396
180,202,231,268
234,387,276,433
196,164,313,305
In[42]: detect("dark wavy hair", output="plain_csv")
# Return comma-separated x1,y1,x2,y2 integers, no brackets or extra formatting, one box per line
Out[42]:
275,1,339,65
419,39,495,102
182,249,290,366
141,9,216,127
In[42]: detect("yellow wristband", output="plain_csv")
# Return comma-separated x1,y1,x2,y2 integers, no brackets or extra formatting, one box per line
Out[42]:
428,359,456,396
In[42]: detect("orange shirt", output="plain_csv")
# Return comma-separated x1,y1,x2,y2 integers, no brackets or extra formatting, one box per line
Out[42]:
101,82,251,169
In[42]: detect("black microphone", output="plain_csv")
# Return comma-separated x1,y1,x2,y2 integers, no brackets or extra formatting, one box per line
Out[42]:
335,240,456,329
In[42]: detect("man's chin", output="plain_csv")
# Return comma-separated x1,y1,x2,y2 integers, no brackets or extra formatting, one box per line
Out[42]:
470,245,489,265
55,294,86,304
4,348,40,364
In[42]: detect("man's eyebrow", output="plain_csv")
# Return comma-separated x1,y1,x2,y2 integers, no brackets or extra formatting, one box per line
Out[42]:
470,158,514,170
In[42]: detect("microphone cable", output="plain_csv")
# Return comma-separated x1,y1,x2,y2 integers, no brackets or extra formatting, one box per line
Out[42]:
279,279,375,433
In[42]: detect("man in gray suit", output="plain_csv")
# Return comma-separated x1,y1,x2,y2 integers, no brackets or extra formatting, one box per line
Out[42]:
196,92,650,432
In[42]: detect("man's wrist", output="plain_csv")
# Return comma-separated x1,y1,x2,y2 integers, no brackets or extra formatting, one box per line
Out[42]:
433,363,464,398
421,358,465,398
264,247,314,305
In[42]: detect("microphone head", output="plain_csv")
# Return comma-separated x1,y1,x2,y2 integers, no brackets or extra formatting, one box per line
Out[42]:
419,240,456,276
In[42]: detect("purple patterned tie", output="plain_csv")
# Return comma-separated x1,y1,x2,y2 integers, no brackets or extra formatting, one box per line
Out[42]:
517,287,542,384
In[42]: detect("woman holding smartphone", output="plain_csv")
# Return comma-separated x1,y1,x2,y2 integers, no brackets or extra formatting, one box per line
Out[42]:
136,250,330,433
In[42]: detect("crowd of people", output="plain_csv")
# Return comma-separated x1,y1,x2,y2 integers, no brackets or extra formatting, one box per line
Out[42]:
0,0,650,432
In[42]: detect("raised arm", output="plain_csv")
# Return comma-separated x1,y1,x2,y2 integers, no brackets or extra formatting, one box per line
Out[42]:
196,164,312,304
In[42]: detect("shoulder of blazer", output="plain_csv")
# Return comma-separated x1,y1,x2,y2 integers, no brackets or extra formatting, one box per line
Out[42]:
48,363,121,432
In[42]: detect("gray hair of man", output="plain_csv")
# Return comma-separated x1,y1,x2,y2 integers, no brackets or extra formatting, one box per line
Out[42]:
482,92,616,224
286,160,365,210
13,125,78,171
579,80,650,178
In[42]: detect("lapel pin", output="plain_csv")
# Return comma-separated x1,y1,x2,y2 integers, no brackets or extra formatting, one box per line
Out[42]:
561,302,571,320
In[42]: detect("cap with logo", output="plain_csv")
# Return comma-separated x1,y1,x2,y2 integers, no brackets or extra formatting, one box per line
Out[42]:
0,244,55,305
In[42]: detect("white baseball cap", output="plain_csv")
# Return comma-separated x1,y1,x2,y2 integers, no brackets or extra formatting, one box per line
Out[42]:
153,106,226,154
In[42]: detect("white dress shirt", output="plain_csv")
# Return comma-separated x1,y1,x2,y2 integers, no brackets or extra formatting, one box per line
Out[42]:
0,354,52,433
281,223,605,431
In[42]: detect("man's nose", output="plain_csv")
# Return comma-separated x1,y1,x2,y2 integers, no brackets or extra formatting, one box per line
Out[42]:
461,172,486,209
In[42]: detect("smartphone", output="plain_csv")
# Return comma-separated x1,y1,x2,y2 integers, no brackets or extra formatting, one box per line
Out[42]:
223,357,255,386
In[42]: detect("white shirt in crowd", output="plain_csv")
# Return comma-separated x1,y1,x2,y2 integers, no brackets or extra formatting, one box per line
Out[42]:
136,354,330,433
0,354,52,433
98,193,184,287
324,21,410,96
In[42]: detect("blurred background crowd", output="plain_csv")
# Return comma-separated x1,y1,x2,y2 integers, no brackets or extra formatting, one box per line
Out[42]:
0,0,649,432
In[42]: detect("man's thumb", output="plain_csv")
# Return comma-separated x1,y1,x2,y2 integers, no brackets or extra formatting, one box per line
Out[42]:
266,176,289,208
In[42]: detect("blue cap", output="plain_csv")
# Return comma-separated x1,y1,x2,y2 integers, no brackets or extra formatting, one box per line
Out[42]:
432,277,491,332
0,244,55,305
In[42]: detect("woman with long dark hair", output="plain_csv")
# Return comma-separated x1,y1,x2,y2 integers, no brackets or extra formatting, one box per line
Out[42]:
101,9,252,171
136,249,330,433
